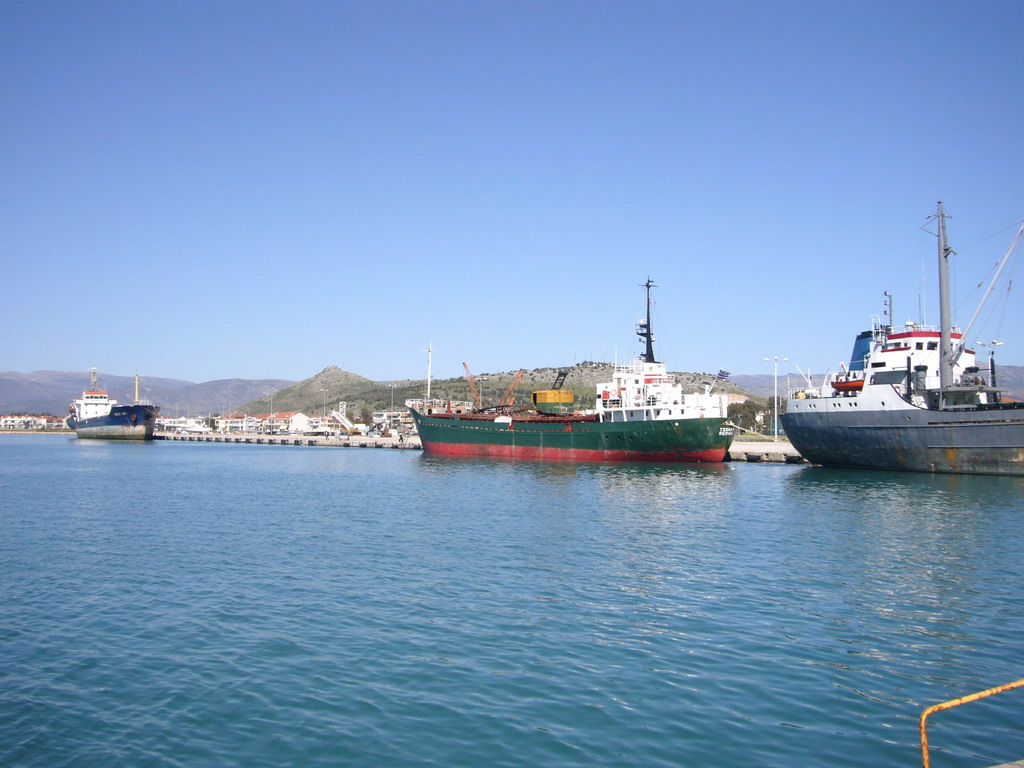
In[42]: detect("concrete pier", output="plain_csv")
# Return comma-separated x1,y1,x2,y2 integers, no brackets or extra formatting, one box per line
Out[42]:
726,439,804,464
155,432,422,450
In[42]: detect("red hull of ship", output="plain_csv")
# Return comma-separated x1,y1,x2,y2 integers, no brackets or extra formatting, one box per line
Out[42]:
421,440,727,463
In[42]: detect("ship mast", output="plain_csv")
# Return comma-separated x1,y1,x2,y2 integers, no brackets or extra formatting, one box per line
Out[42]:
134,370,140,404
936,201,955,406
423,341,434,401
638,278,658,364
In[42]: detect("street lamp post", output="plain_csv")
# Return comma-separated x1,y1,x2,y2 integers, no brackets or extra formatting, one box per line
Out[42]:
763,355,789,442
388,382,398,432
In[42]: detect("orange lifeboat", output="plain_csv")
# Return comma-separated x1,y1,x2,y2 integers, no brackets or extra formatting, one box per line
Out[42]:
831,378,864,393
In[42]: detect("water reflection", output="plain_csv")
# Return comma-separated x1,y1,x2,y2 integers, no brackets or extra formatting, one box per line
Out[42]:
418,453,727,486
415,455,738,596
785,465,1024,515
584,463,732,538
780,465,1024,682
418,452,596,480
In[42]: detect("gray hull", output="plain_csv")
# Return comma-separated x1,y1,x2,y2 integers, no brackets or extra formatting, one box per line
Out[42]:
782,405,1024,475
72,423,154,440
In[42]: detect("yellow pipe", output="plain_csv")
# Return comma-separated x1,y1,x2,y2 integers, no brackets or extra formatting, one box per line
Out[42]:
920,678,1024,768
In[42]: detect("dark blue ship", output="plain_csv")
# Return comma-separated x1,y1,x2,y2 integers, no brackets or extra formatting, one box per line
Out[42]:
66,368,160,440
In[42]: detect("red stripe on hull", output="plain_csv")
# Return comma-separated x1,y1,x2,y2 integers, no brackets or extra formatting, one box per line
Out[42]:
421,441,726,463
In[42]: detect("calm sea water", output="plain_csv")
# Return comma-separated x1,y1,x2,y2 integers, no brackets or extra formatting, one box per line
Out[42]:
2,435,1023,767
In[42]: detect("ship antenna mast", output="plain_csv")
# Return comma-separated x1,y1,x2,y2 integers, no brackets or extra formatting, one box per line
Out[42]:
638,278,658,363
935,201,955,404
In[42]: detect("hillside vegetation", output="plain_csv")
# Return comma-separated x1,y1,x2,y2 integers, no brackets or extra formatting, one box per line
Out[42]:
234,362,751,421
5,363,1019,419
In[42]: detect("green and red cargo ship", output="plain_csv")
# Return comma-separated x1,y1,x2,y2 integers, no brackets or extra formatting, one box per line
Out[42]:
409,281,734,463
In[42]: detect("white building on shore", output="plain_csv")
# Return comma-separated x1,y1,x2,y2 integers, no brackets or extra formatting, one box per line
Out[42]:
213,411,312,434
157,416,212,434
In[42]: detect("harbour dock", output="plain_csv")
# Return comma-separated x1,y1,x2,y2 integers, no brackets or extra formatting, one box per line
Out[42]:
155,432,805,463
155,432,421,450
726,439,804,464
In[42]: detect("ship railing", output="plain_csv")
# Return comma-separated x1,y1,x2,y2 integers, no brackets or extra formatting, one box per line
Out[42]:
788,386,825,400
615,359,671,377
873,320,947,341
919,678,1024,768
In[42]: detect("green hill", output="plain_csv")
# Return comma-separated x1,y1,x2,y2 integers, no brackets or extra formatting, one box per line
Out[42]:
232,362,749,422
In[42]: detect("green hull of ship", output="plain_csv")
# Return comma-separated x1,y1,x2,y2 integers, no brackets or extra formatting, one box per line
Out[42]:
411,409,733,462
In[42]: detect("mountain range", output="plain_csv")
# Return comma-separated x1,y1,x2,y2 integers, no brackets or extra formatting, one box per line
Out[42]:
2,363,1021,418
0,370,293,417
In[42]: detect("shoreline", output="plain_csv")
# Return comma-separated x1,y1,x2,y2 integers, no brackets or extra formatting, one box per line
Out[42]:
154,432,804,463
0,430,805,464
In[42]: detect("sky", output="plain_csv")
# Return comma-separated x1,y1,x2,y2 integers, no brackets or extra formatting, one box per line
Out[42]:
3,0,1022,384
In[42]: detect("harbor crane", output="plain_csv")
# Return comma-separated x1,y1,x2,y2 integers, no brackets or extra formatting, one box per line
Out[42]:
462,362,481,409
497,369,525,409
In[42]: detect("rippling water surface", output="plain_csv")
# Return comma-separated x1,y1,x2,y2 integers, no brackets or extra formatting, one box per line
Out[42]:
2,435,1023,767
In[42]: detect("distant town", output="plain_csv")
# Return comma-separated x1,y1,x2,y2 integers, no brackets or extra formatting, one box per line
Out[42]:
5,395,774,439
0,402,408,437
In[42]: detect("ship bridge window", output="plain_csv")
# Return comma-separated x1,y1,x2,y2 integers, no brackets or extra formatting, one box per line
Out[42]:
871,371,906,385
916,342,923,350
927,342,938,350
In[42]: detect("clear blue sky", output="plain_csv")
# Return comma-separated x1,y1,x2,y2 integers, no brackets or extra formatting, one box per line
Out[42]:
3,1,1022,384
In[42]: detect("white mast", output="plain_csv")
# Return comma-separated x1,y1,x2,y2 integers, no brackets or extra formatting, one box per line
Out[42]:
423,341,434,401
